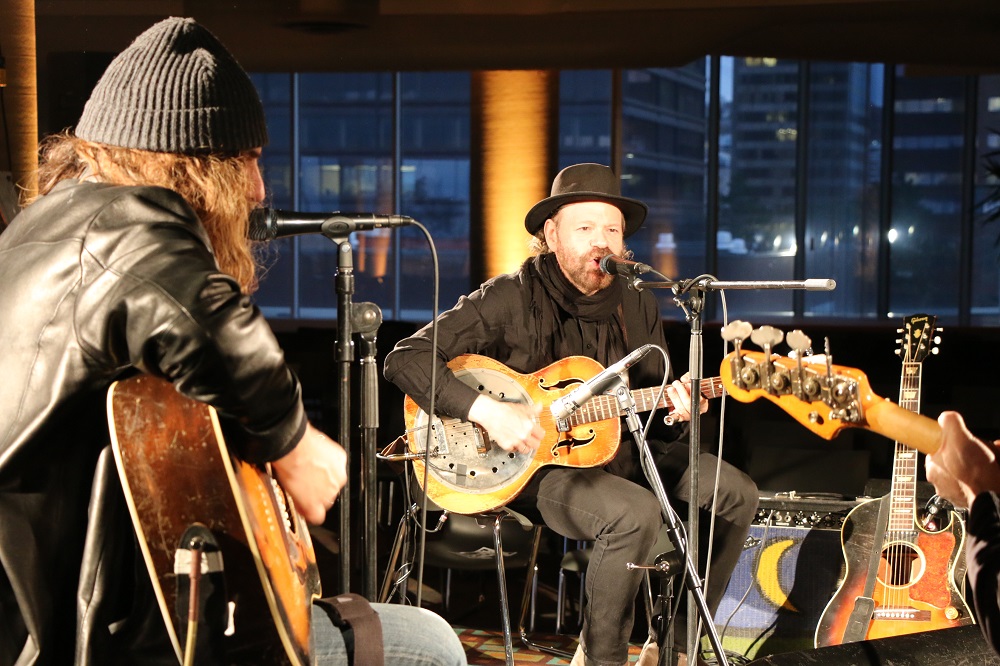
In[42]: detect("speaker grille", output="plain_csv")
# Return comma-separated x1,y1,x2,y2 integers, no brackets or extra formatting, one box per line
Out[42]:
713,496,861,660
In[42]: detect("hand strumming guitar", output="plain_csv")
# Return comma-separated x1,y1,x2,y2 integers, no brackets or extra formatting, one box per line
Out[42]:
271,423,348,525
926,411,1000,509
468,395,544,456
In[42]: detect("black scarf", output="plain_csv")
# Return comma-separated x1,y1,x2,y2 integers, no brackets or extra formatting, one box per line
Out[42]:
531,253,627,367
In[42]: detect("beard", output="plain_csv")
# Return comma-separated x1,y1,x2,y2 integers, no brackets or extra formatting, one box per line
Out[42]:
553,246,615,295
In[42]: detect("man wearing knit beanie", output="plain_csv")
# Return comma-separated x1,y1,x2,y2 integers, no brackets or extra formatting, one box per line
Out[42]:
0,17,465,666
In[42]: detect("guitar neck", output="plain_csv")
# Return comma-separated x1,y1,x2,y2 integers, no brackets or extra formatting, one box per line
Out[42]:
888,360,923,526
567,377,725,426
865,399,941,458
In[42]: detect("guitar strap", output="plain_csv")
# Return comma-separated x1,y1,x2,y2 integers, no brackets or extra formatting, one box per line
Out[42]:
842,496,893,643
315,593,384,666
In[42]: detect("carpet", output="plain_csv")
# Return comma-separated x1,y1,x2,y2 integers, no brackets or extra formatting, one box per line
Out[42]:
456,627,643,665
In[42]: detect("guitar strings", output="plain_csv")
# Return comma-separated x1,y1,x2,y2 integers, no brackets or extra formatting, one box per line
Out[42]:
883,354,923,611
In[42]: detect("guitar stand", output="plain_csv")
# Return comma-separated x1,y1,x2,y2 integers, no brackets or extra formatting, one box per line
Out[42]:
611,380,730,666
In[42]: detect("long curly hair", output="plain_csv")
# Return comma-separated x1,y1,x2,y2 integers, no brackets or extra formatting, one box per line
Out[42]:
26,132,262,293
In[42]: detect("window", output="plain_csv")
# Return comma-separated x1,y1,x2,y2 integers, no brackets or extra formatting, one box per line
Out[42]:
251,63,1000,326
252,72,471,321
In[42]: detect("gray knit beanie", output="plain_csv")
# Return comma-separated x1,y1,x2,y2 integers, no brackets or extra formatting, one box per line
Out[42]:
76,17,268,154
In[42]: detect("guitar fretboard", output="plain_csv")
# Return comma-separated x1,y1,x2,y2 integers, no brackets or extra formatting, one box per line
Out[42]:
564,377,726,427
887,360,922,533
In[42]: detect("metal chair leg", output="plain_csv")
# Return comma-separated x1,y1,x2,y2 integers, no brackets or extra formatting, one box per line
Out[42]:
378,507,411,603
556,568,567,634
517,525,574,659
492,513,515,666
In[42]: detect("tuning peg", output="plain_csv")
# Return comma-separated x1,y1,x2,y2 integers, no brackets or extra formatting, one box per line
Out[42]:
786,329,812,356
721,320,753,343
823,337,835,379
750,325,784,349
931,347,940,355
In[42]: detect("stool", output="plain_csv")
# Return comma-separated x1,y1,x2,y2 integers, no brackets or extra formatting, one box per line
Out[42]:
381,504,542,666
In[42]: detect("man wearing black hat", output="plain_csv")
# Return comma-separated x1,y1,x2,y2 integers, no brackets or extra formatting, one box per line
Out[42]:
385,163,758,666
0,16,465,666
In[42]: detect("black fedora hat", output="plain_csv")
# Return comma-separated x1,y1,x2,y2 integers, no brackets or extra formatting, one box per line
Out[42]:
524,163,648,237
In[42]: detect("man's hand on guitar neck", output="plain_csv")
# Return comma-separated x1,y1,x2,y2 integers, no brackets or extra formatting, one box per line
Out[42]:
271,423,348,525
468,395,544,455
926,411,1000,509
666,372,710,423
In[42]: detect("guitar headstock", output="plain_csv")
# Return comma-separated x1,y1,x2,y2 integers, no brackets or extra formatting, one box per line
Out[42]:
720,320,881,440
897,314,941,363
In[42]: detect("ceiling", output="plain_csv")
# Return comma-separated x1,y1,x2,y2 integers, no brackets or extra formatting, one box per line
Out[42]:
32,0,1000,74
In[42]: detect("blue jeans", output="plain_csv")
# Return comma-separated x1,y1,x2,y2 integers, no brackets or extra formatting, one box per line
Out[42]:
311,602,467,665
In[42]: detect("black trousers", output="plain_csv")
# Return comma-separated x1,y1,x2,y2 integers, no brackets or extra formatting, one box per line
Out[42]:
524,440,758,666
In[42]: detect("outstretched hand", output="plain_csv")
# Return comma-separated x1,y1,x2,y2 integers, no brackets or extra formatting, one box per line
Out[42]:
271,422,348,525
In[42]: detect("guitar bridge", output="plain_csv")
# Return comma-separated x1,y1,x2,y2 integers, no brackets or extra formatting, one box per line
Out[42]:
873,608,931,622
409,420,450,456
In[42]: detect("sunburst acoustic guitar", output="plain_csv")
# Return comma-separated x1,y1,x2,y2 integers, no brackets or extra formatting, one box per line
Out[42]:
394,353,725,514
713,320,975,647
813,314,973,646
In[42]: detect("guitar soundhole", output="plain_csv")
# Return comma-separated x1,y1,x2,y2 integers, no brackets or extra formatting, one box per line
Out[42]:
879,542,923,587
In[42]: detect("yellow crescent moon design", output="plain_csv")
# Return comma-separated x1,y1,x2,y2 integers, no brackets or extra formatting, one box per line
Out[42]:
757,539,798,612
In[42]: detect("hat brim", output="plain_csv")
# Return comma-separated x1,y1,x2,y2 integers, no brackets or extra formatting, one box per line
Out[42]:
524,192,648,238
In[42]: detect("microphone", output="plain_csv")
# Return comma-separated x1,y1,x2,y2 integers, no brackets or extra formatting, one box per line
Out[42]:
599,254,653,277
803,278,837,291
249,208,414,240
920,494,955,530
550,344,657,421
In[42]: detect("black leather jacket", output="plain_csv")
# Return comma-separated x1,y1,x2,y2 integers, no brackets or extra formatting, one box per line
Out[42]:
0,180,307,665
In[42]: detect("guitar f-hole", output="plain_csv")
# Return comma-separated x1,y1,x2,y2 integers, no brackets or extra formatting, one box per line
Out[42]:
552,429,597,456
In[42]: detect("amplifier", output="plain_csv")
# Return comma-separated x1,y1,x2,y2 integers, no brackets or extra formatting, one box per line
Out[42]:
749,492,860,530
713,493,863,661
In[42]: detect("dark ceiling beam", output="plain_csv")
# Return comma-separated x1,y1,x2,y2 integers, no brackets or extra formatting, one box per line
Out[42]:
32,0,1000,74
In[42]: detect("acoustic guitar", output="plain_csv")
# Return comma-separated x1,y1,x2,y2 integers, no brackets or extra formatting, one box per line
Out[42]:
108,374,320,666
813,315,973,646
398,353,724,514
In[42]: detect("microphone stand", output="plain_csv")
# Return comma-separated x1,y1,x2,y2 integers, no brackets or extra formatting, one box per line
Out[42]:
330,235,385,597
629,273,835,663
611,378,729,666
354,301,383,601
334,239,355,595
